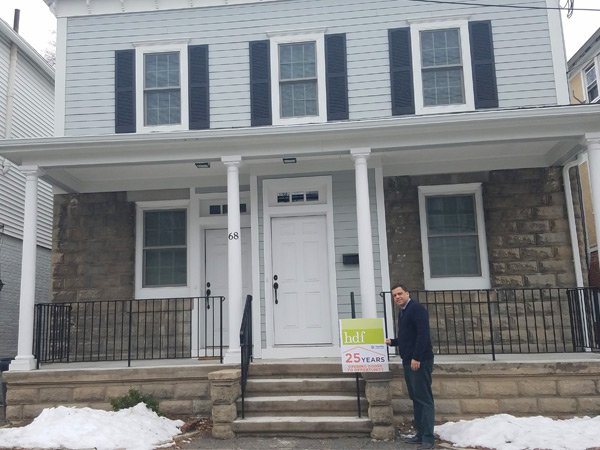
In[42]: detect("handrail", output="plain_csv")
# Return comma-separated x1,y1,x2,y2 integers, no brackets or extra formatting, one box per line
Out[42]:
240,294,253,419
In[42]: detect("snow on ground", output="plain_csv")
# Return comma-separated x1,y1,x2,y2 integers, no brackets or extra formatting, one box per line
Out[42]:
0,403,183,450
435,414,600,450
0,406,599,450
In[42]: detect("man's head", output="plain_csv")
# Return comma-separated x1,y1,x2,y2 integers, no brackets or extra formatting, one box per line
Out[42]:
391,284,410,308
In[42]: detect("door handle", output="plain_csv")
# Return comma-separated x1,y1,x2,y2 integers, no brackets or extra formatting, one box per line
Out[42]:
273,275,279,305
206,282,211,309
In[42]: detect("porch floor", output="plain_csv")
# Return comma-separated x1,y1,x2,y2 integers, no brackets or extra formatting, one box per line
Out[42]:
30,351,600,372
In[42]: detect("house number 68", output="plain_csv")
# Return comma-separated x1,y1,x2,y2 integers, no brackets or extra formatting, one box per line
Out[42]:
228,232,239,240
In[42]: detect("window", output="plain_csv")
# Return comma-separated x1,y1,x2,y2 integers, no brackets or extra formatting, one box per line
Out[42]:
269,30,328,125
409,19,476,115
134,41,190,132
584,63,599,103
420,29,464,106
143,210,187,287
418,183,490,290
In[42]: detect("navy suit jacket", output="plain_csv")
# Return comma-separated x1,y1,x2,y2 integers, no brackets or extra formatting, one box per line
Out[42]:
389,299,434,364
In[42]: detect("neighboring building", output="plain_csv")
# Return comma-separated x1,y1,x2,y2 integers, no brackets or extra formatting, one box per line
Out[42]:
1,0,599,371
0,17,54,360
567,28,600,286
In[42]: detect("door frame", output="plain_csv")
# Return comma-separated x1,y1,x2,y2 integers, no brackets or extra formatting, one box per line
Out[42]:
262,176,339,358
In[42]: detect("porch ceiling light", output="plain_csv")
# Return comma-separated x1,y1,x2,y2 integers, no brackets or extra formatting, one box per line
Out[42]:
283,157,297,164
195,162,211,169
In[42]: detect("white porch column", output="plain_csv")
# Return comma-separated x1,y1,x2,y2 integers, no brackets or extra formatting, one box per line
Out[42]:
10,167,43,371
351,148,378,318
585,135,600,267
222,155,243,364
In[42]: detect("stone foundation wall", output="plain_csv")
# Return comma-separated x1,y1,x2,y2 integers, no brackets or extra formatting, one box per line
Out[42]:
2,365,217,423
391,360,600,423
385,168,586,290
52,192,135,302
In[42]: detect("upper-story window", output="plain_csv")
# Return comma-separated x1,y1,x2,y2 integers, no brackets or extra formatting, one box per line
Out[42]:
279,42,318,118
144,52,182,126
584,63,599,103
411,20,474,115
420,29,464,107
249,31,348,126
269,30,327,125
389,19,498,116
418,183,491,290
136,42,189,132
115,41,209,134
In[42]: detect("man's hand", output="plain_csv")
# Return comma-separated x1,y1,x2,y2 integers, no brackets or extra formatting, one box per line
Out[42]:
411,359,420,371
385,338,391,346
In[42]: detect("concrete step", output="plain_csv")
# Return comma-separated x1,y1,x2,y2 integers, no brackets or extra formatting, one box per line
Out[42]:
248,362,353,378
232,415,372,437
246,377,364,395
239,394,368,416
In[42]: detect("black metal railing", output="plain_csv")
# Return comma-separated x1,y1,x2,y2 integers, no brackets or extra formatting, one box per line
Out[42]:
380,288,600,360
33,296,226,367
240,294,253,419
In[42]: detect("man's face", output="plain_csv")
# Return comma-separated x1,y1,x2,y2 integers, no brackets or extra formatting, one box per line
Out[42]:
392,286,410,308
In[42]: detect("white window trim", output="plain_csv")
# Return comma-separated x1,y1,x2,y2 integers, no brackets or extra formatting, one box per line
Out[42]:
135,200,191,299
418,183,491,291
410,19,475,115
268,29,328,126
583,57,600,103
134,40,190,133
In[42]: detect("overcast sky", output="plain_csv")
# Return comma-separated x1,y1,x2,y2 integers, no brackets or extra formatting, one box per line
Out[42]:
0,0,598,60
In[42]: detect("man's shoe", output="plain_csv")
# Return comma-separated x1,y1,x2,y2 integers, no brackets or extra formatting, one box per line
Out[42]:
417,442,435,449
403,435,422,444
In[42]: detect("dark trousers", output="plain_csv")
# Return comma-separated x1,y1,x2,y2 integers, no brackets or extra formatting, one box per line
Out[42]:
403,358,435,444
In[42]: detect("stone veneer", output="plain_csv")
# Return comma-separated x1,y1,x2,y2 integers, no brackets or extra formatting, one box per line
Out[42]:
385,168,588,290
52,192,135,302
3,361,600,427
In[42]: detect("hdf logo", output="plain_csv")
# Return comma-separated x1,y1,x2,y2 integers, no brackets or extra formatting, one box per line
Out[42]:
343,331,366,344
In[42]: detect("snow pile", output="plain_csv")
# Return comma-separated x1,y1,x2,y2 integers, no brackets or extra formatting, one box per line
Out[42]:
436,414,600,450
0,403,184,450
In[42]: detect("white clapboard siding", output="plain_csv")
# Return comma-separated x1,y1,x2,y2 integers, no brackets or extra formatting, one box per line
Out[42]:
63,0,557,136
0,33,55,249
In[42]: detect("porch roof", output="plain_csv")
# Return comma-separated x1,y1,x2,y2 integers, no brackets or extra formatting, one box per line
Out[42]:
1,104,599,193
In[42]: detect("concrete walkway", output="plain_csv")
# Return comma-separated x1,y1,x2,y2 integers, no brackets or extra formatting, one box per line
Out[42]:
171,434,420,450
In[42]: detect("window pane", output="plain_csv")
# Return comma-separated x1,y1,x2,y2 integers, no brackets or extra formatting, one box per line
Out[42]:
429,236,480,277
280,81,318,118
422,68,464,106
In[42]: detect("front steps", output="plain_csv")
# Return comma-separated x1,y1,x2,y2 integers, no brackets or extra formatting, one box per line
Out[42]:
232,362,371,437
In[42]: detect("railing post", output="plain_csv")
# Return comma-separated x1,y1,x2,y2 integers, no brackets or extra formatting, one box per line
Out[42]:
349,292,362,418
127,299,133,367
487,290,496,361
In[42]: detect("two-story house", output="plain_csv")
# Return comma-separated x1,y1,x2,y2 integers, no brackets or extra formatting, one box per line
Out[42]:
0,0,599,372
0,16,54,362
568,27,600,287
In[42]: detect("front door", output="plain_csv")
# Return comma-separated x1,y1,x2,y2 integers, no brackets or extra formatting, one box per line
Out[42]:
204,228,251,347
271,215,332,345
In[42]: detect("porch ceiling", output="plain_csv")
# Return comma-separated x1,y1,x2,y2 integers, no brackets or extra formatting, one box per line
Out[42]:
1,105,599,193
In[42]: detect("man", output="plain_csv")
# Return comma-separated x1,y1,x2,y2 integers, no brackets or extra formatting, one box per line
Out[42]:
385,284,435,449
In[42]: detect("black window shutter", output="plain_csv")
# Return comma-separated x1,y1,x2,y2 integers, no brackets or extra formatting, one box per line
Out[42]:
389,28,415,116
469,21,498,109
115,49,136,133
325,34,349,121
250,40,272,126
189,45,210,130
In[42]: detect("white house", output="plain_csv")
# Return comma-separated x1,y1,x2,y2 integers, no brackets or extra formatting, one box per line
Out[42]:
0,15,54,361
0,0,599,371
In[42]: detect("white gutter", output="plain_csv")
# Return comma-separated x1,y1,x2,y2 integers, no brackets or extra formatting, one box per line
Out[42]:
563,154,585,287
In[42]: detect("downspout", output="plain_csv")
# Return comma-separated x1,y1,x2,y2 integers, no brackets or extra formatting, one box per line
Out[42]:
563,154,585,287
4,9,20,140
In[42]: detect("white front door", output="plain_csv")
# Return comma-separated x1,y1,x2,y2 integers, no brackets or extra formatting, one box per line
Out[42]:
271,215,332,345
204,228,251,347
